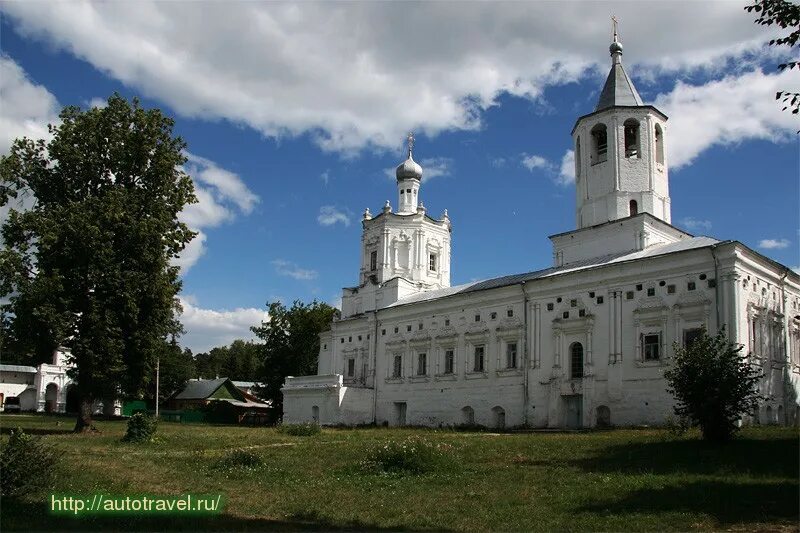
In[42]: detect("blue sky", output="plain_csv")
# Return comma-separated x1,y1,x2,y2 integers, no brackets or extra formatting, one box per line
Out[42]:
0,2,797,353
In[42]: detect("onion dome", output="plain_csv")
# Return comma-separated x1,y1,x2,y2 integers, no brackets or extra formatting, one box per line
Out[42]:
395,133,423,181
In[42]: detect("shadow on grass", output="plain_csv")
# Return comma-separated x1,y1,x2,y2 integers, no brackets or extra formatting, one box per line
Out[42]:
0,426,75,436
577,480,798,526
573,437,799,478
518,436,798,479
1,500,437,532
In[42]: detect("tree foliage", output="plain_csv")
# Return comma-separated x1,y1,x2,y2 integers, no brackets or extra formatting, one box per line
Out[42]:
745,0,800,115
251,300,337,412
194,339,262,381
150,341,195,402
0,94,196,431
664,328,763,442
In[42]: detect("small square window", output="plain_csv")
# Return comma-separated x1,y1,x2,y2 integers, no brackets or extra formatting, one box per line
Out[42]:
323,344,327,350
667,284,676,294
556,297,562,303
707,279,716,288
367,334,370,340
406,325,412,332
570,299,577,307
589,291,595,298
444,319,450,326
688,281,696,291
348,336,352,342
636,284,643,291
400,189,404,194
507,309,513,317
406,188,411,193
475,314,481,322
382,329,386,336
597,296,604,304
626,291,634,300
563,311,570,319
578,309,586,317
490,312,497,320
647,287,655,297
547,303,554,311
394,327,399,334
418,323,423,330
341,338,344,344
358,335,362,341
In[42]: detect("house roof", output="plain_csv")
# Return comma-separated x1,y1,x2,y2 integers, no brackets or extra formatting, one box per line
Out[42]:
174,378,234,400
0,364,37,374
384,236,722,309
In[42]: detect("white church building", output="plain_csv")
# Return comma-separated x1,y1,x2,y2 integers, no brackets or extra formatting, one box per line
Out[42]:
282,35,800,429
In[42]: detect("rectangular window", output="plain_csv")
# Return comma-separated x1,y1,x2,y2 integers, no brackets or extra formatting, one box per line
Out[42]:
444,349,455,374
417,353,427,376
688,281,696,291
642,333,661,361
684,328,703,348
370,250,377,271
647,287,655,297
429,253,437,271
667,284,676,294
473,345,485,372
347,358,355,377
393,355,402,378
507,309,514,318
506,342,518,369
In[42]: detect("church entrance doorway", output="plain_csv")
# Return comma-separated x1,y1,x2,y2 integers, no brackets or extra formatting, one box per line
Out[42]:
564,395,582,429
394,402,407,426
44,383,58,413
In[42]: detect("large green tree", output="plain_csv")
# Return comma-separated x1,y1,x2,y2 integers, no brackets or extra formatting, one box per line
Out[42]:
194,339,262,381
664,328,763,442
745,0,800,115
149,341,196,403
251,300,337,412
0,94,196,431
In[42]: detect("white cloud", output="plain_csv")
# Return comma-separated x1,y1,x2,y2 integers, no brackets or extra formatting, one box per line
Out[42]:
317,205,350,227
679,217,712,231
0,55,59,156
272,259,318,281
557,150,575,186
1,2,777,154
655,69,798,169
86,96,107,109
175,153,260,272
521,154,550,172
320,169,330,185
178,296,266,353
758,238,790,250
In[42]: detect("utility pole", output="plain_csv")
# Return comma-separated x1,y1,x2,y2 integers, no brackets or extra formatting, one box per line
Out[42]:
155,357,160,419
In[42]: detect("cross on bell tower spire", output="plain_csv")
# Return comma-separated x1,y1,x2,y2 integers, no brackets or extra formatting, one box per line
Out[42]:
407,132,415,158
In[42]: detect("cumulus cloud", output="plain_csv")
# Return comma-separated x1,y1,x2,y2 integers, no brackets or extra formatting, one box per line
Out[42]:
178,296,266,353
0,55,59,155
175,153,260,272
521,154,550,172
655,69,798,169
758,238,790,250
317,205,350,227
557,150,575,186
0,2,777,154
272,259,317,281
679,217,712,232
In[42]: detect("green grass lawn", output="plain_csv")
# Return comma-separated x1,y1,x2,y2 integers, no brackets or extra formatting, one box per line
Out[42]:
1,414,797,531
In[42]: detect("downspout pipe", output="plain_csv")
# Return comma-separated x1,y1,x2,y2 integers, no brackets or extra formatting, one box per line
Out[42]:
372,309,379,425
521,281,530,427
711,244,722,333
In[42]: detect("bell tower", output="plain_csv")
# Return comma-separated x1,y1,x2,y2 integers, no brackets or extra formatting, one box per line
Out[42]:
571,23,671,229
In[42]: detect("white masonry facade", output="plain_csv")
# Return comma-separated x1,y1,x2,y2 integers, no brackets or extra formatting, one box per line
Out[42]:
282,36,800,429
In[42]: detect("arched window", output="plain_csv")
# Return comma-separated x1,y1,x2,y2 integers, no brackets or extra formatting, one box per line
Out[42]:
461,406,475,426
492,406,506,430
575,136,582,178
591,124,608,164
629,200,638,216
570,342,584,379
624,119,640,158
654,124,664,164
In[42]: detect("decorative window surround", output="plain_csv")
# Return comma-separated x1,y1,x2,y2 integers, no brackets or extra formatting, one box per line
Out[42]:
633,296,669,366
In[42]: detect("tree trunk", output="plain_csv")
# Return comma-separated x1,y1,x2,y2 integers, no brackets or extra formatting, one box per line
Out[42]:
74,398,96,433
